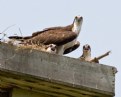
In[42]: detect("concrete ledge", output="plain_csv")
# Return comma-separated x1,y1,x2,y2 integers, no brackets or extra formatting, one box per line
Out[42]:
0,43,117,97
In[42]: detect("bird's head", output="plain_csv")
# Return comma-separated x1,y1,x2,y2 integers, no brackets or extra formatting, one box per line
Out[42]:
81,44,91,61
72,15,83,34
83,44,91,54
46,44,57,54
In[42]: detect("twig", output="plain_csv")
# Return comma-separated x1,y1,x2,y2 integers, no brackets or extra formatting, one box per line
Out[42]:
19,27,23,37
1,24,16,34
0,24,16,40
90,51,111,62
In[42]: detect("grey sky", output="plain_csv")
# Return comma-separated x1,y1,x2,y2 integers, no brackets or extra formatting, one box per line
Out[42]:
0,0,120,96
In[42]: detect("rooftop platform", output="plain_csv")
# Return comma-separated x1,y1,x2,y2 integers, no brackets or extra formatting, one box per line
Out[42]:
0,43,117,97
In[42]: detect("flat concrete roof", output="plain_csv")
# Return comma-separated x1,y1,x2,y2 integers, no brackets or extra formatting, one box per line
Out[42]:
0,43,117,97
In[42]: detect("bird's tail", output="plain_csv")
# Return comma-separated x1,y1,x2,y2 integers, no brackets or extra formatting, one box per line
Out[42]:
8,36,31,41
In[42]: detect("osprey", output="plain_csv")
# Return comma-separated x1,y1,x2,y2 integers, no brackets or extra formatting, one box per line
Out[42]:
45,44,57,54
9,16,83,55
79,44,99,63
64,41,80,54
79,44,92,61
16,43,57,54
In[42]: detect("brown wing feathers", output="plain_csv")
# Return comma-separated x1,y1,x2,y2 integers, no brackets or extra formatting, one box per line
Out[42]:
25,30,77,46
9,30,77,46
32,24,73,37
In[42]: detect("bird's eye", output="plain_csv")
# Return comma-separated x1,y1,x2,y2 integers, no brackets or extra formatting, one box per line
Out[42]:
83,46,85,49
88,46,90,49
75,16,78,19
49,44,52,47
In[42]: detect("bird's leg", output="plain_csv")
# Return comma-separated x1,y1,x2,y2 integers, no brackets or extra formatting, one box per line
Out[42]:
56,45,64,55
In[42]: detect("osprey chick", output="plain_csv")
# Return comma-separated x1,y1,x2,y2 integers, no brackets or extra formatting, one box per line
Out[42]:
16,43,57,54
79,44,99,63
79,44,92,62
45,44,57,54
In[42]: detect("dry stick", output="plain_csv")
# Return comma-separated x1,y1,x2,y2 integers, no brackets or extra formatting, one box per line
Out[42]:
0,24,16,40
1,24,16,34
90,51,111,62
19,27,23,37
18,27,24,40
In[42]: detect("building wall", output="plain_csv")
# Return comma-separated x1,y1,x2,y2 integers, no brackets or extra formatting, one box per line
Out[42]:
12,88,51,97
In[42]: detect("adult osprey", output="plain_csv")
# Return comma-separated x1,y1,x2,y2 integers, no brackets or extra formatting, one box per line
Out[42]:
9,16,83,55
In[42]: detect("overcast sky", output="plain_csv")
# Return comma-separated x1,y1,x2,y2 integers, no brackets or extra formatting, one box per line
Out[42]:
0,0,120,97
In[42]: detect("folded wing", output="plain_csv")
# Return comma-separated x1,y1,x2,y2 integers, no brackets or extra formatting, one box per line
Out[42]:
26,30,77,46
9,30,77,46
